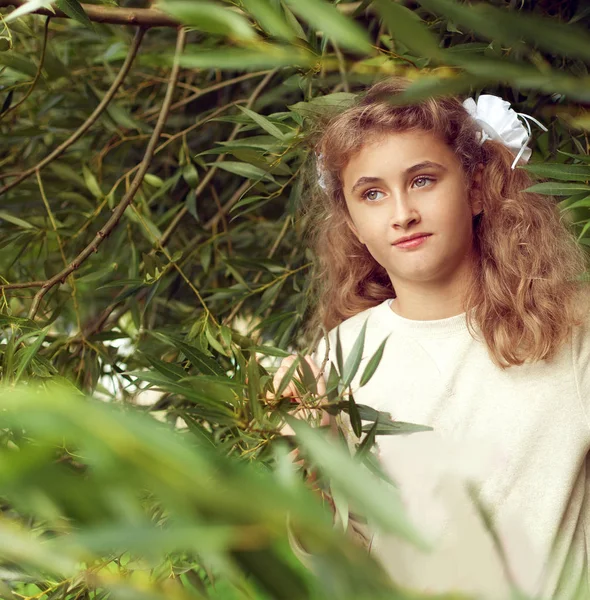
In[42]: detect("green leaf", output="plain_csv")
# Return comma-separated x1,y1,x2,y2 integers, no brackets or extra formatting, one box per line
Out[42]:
55,0,93,29
159,1,258,41
14,327,50,383
362,418,433,436
177,46,313,70
247,355,263,421
288,418,428,546
275,355,301,398
82,164,103,199
418,0,590,63
520,163,590,182
348,392,362,438
283,0,372,54
241,0,296,41
359,336,388,387
335,327,343,375
524,182,590,196
0,52,38,77
559,195,590,212
374,0,442,59
341,321,367,387
211,161,277,183
326,362,340,401
246,345,291,358
0,210,36,230
356,418,378,460
236,106,287,140
297,354,317,395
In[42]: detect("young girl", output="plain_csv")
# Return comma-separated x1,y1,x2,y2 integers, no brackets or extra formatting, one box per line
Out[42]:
275,77,590,599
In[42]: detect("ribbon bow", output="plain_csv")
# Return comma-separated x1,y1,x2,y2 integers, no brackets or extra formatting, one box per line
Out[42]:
462,95,548,170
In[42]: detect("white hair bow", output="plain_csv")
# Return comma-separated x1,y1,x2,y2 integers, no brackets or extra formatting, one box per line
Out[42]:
462,95,548,170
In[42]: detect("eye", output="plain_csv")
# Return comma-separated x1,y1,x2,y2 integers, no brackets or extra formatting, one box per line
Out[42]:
412,176,435,189
362,189,385,202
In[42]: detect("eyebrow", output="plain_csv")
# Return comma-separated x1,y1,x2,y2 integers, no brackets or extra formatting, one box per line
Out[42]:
350,161,448,195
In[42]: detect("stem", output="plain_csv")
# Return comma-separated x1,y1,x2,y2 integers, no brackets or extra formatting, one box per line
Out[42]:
26,27,187,319
0,27,146,197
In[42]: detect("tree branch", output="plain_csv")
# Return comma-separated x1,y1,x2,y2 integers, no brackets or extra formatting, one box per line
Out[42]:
27,26,186,319
0,27,145,197
0,0,180,27
0,1,365,27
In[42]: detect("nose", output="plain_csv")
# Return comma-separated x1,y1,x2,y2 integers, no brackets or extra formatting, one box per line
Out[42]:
390,188,420,230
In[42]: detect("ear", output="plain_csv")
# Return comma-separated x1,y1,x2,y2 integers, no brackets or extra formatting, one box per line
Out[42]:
470,163,484,217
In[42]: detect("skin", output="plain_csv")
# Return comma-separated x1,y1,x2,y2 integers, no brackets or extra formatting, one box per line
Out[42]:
342,129,483,321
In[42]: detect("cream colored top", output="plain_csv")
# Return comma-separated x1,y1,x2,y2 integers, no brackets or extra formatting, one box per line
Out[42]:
305,299,590,599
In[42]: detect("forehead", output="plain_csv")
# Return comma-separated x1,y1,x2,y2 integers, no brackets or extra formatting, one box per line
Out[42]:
342,129,460,184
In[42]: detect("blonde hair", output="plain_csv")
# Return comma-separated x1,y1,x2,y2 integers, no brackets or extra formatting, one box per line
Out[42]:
302,77,590,369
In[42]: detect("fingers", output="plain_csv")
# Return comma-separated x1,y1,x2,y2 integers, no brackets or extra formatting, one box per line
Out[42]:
268,354,327,400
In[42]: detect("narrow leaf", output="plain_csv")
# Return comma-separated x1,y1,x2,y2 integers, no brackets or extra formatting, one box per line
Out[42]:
348,392,362,438
241,0,296,41
359,336,389,387
524,182,590,196
159,1,258,41
283,0,372,54
374,0,442,58
520,163,590,182
356,418,379,460
341,321,367,387
275,355,301,398
14,327,49,383
237,105,287,140
55,0,93,29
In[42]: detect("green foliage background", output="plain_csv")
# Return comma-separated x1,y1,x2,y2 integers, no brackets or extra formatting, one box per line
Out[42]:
0,0,590,598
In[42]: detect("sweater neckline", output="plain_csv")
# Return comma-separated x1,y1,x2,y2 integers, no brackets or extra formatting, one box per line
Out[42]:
378,298,471,337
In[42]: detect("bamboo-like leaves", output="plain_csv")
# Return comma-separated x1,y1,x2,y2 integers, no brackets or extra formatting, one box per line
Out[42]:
374,0,443,59
341,321,367,387
359,336,389,387
283,0,372,54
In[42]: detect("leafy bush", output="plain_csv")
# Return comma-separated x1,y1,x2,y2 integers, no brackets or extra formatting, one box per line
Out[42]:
0,0,589,598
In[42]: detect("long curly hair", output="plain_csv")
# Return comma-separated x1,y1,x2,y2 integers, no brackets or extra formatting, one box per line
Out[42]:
302,77,590,369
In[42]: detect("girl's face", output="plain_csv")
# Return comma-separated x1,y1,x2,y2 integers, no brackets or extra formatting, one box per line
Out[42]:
341,129,482,290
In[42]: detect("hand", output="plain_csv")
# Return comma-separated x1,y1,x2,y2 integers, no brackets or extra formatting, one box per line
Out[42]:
268,354,330,463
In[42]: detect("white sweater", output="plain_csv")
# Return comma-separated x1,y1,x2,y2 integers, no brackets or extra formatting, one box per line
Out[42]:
308,299,590,599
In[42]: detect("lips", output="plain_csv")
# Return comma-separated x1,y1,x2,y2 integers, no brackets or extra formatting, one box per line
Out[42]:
393,234,431,245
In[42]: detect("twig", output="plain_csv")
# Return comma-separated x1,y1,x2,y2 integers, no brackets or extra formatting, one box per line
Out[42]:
139,70,271,122
26,27,186,319
0,27,145,197
0,15,50,121
159,69,277,247
0,1,367,27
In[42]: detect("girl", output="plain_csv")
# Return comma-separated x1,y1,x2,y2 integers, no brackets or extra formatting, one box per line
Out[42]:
275,77,590,599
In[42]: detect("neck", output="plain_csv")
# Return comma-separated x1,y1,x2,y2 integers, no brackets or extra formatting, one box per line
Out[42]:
388,257,476,321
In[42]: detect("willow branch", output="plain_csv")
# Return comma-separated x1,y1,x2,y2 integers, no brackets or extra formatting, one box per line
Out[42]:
0,27,145,197
27,27,186,319
159,68,276,247
1,16,50,122
0,1,179,27
0,280,45,290
0,1,366,27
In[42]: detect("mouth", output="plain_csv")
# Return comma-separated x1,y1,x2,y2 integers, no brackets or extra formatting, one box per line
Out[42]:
393,234,432,249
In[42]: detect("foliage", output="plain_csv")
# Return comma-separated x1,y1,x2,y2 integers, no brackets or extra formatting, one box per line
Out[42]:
0,0,589,598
